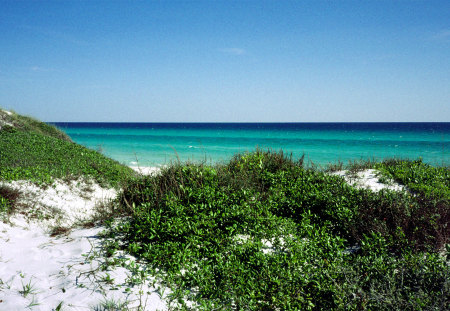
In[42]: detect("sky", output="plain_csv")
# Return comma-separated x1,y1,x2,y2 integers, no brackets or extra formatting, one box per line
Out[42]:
0,0,449,122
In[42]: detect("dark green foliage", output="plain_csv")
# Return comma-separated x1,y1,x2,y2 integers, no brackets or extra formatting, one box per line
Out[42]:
0,195,10,214
0,185,20,214
351,190,449,252
109,150,449,310
342,233,449,310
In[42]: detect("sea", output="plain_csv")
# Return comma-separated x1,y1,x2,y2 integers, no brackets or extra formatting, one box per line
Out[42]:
52,123,449,168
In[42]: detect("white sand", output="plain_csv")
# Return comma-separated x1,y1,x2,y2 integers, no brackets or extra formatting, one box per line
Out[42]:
0,179,168,311
130,166,161,176
333,169,405,192
0,179,118,229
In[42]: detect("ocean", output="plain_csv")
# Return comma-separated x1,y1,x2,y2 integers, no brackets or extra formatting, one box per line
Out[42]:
52,123,449,168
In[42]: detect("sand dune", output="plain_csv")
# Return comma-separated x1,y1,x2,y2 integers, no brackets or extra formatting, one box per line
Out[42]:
0,179,167,311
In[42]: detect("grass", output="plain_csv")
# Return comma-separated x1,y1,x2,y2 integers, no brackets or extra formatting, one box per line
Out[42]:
0,130,134,187
103,150,449,310
92,298,129,311
0,109,71,141
0,107,134,227
19,279,38,298
0,109,134,188
0,184,20,216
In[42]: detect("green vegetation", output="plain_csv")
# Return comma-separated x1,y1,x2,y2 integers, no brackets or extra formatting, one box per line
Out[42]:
19,278,38,298
376,158,450,201
0,130,134,186
104,150,449,310
0,109,134,187
0,185,20,216
1,109,448,309
92,298,129,311
0,108,134,219
0,109,72,141
0,195,10,215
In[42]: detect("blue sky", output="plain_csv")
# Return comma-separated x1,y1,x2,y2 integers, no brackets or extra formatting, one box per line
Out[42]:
0,1,449,122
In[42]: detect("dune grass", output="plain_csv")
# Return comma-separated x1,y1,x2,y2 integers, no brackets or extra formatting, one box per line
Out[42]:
0,109,72,141
104,150,449,310
0,129,134,186
0,108,134,216
0,110,134,187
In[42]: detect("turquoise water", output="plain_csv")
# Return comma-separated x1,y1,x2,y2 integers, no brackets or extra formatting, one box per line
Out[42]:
53,123,449,168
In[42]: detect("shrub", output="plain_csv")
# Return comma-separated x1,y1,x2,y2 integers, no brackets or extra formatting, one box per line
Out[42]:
349,190,449,252
109,150,449,310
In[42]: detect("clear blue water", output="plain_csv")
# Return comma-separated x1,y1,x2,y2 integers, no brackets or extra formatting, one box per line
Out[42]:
52,123,449,168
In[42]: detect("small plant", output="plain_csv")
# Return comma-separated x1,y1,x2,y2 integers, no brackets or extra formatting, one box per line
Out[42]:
50,226,71,237
101,273,114,285
0,195,9,214
19,279,38,298
324,160,344,172
346,158,377,173
26,295,40,309
0,185,20,215
92,297,129,311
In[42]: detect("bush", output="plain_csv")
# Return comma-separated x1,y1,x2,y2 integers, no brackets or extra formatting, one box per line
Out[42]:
108,150,449,310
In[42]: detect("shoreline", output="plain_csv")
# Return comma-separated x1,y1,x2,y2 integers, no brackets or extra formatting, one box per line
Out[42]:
56,121,450,168
2,109,447,309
